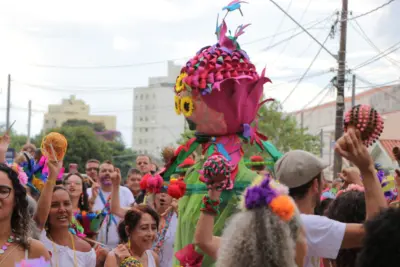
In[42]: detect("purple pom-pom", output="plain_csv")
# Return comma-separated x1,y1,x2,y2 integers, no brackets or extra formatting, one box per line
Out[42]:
245,177,277,209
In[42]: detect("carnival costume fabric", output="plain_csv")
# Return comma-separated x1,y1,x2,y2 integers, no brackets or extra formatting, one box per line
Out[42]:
160,2,283,266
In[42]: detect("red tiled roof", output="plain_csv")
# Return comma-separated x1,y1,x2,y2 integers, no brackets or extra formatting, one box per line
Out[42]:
380,139,400,160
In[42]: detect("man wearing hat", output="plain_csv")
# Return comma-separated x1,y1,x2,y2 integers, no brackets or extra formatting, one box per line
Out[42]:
275,130,387,267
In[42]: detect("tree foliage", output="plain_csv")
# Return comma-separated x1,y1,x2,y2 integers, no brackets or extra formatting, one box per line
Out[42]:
177,101,321,157
62,119,106,132
29,123,136,178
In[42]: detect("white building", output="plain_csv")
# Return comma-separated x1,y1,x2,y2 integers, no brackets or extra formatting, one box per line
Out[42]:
132,61,185,158
293,84,400,167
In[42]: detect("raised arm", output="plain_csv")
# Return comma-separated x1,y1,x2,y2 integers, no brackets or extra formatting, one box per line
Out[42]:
194,186,221,261
34,161,61,230
335,129,387,248
110,168,128,218
0,133,10,164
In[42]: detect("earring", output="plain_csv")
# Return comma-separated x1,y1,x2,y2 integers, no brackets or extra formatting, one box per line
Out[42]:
127,239,131,249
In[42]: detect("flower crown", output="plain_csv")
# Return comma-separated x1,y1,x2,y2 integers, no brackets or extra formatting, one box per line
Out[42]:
140,173,186,199
244,175,295,221
336,184,365,197
7,163,28,186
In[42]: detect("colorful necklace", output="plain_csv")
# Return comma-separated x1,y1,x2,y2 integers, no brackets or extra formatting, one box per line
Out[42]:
0,235,15,255
152,211,173,254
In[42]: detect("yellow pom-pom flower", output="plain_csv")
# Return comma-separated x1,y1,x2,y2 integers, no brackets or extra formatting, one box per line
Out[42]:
175,73,187,93
174,96,181,115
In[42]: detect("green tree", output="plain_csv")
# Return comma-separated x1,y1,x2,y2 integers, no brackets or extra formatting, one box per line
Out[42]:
32,125,136,176
176,102,320,158
62,119,106,132
244,101,320,157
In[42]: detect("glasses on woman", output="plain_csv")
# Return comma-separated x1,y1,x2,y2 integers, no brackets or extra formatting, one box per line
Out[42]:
0,185,12,199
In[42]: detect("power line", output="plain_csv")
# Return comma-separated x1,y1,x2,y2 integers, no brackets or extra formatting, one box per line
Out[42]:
350,20,400,69
27,17,331,70
266,0,294,50
304,88,332,118
355,75,400,102
281,23,337,105
301,81,332,110
268,0,337,59
342,0,396,22
353,40,400,70
271,0,314,64
355,80,399,89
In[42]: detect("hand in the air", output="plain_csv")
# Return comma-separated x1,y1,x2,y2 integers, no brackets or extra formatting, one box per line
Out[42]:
47,160,63,180
0,133,10,154
111,168,122,187
335,128,373,173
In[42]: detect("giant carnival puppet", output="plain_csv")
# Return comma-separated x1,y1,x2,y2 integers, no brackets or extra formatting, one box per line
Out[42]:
150,2,283,266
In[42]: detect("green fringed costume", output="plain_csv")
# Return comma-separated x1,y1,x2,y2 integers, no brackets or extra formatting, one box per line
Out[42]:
160,3,283,266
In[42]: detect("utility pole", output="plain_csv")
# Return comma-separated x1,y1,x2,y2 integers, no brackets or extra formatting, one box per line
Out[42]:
27,100,32,143
333,0,348,176
351,74,356,107
300,112,304,131
6,74,11,129
320,129,324,158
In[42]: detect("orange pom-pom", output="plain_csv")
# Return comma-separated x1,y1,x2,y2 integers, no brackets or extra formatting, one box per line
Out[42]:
269,195,295,222
41,132,68,161
168,178,186,199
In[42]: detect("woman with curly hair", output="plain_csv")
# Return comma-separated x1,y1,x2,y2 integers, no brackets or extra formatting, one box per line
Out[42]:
0,163,50,266
326,185,366,267
193,175,307,267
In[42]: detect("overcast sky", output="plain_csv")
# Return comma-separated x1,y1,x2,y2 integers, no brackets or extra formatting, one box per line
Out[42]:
0,0,399,147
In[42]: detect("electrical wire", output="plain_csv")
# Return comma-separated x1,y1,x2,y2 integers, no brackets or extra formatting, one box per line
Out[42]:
268,0,337,59
353,40,400,70
304,88,332,118
300,82,332,110
341,0,396,22
355,74,400,102
271,0,314,64
28,16,332,70
281,21,338,105
266,0,294,51
350,20,400,69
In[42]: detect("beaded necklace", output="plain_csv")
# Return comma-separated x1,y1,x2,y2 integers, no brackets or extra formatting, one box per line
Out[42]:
0,234,15,255
152,211,173,254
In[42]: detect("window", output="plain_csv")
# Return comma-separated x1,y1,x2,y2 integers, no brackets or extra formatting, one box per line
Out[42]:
145,128,148,132
140,117,143,122
144,150,148,154
140,94,144,100
135,94,138,100
145,117,148,122
145,94,149,99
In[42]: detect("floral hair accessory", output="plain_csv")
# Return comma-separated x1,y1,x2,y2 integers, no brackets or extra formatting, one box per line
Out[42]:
344,104,384,147
336,184,365,197
199,153,233,191
244,176,295,221
7,163,28,186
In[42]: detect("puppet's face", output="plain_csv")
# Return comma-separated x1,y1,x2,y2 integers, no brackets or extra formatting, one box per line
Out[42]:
174,45,269,136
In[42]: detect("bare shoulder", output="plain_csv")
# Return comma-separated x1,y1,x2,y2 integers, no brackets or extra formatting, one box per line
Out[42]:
29,239,51,260
74,236,92,253
104,251,117,267
151,250,160,266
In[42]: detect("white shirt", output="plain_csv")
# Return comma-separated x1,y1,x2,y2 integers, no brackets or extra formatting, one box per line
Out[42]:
87,186,135,249
301,214,346,267
40,230,96,267
159,213,178,267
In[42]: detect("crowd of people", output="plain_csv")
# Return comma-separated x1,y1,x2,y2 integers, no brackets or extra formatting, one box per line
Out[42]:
0,126,399,267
